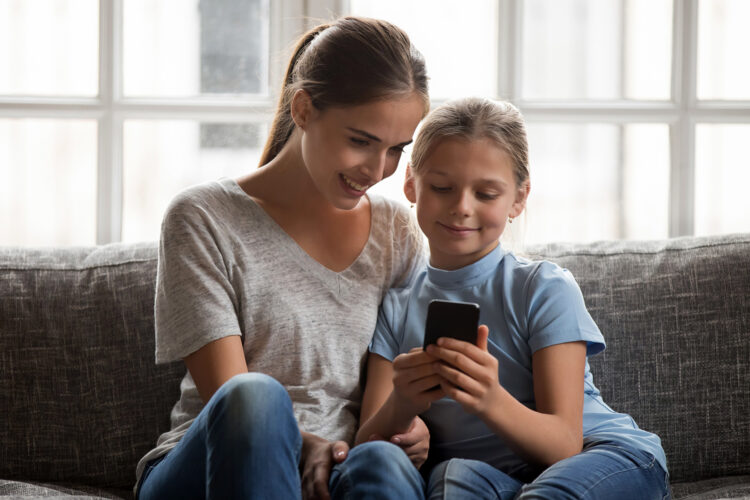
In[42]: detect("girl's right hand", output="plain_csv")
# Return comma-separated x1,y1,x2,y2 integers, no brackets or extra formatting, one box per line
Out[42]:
391,347,446,415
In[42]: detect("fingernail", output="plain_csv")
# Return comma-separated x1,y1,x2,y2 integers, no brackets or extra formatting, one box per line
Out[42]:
391,437,401,444
335,450,345,458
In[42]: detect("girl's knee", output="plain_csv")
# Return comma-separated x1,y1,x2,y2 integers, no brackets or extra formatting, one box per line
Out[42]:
348,440,411,468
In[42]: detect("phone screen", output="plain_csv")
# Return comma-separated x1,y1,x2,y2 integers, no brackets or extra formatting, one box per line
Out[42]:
422,299,480,349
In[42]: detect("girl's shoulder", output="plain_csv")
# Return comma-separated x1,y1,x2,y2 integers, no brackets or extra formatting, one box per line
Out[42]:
502,251,583,300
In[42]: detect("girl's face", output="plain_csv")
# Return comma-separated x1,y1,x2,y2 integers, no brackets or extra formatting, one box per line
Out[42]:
405,137,529,270
293,91,425,210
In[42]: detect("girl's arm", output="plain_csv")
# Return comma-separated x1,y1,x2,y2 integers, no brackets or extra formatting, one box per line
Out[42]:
428,328,586,466
355,350,444,446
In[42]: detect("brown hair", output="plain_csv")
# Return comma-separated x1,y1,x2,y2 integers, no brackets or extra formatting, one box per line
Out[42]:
410,97,529,187
259,17,430,166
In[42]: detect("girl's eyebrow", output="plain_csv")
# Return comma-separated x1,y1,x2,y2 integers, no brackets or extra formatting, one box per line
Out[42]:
346,127,413,147
426,170,509,187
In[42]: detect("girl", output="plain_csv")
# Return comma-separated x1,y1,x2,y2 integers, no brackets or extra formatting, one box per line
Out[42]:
357,97,671,499
135,17,431,500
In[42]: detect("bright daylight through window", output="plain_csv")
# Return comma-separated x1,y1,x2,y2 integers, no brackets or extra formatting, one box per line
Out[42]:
1,0,748,246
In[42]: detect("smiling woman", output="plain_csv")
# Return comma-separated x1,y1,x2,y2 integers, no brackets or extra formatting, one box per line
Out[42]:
134,15,433,500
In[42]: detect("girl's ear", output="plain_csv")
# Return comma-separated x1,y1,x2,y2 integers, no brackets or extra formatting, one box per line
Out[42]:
290,89,314,129
510,180,531,218
403,164,417,204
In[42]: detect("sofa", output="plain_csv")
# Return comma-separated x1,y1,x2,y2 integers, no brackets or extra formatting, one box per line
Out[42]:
1,233,749,499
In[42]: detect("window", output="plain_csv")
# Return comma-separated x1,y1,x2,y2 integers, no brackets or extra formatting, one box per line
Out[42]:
2,0,749,246
353,0,750,245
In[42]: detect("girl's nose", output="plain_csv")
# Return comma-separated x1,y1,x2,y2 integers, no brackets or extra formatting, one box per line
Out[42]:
450,190,472,217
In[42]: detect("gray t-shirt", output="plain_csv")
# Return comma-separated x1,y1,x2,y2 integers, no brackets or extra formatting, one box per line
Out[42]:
135,178,424,484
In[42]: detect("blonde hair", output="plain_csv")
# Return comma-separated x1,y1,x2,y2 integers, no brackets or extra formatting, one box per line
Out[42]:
410,97,529,187
260,17,429,166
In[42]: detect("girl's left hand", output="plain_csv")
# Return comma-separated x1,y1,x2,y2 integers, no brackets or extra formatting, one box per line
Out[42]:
425,325,501,417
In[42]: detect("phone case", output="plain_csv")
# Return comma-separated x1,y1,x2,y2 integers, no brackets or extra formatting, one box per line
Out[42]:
422,299,480,348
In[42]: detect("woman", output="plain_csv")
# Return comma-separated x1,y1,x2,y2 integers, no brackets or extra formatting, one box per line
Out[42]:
135,16,431,500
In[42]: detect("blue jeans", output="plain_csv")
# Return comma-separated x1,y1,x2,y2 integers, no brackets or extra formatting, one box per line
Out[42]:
426,440,671,500
136,373,424,500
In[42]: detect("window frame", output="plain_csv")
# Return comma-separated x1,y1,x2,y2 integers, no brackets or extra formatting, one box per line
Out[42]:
1,0,748,243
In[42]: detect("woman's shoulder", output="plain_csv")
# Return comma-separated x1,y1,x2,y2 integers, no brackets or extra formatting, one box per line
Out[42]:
162,178,252,228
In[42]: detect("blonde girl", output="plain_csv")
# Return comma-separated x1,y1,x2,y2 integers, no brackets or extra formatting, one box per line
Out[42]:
358,97,670,499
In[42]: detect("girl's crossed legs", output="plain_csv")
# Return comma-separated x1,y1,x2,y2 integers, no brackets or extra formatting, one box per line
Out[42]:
427,440,670,500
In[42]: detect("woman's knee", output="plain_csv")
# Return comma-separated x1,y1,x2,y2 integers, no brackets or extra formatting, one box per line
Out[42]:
207,373,294,431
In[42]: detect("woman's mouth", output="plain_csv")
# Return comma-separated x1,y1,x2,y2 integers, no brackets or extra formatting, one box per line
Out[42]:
340,174,369,195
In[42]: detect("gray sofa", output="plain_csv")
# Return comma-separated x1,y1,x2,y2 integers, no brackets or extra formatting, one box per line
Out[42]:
1,233,749,499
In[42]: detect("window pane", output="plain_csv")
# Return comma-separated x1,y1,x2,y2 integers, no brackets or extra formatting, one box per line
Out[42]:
122,120,265,242
0,0,98,96
521,0,672,101
697,0,750,100
123,0,270,97
520,123,669,245
695,124,750,235
0,119,97,245
349,0,498,100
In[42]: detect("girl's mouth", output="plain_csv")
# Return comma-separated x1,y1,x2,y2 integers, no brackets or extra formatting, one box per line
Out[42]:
438,222,479,235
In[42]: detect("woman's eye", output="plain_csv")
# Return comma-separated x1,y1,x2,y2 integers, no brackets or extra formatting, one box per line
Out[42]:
350,138,369,146
388,146,405,156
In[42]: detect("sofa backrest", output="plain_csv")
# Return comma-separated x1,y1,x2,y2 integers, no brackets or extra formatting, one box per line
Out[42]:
0,243,184,490
526,233,750,483
2,234,748,488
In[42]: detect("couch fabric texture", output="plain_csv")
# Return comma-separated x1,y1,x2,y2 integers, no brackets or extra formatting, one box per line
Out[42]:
1,234,748,499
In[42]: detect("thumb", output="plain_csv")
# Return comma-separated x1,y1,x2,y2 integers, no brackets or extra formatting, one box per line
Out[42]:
331,440,349,463
477,325,489,351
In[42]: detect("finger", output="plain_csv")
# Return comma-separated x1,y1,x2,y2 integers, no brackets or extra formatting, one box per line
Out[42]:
313,465,331,500
407,373,446,394
434,361,483,396
427,342,489,372
393,350,439,369
476,325,489,351
331,441,349,463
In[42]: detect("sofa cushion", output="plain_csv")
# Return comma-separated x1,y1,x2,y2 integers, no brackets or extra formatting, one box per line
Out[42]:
0,243,184,490
526,233,750,484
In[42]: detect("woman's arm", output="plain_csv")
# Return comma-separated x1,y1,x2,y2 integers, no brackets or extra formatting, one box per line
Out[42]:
428,328,586,466
183,335,248,403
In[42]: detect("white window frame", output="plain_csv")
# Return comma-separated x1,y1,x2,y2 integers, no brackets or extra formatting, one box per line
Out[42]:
2,0,748,243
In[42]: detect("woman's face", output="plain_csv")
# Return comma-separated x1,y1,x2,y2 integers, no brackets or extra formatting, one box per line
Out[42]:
294,91,425,210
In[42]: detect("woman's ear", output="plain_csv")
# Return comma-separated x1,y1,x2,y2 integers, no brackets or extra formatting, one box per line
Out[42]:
290,89,314,129
404,164,417,204
510,180,530,218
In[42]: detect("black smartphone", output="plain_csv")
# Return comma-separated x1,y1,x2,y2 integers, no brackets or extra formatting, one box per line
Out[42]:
422,299,480,349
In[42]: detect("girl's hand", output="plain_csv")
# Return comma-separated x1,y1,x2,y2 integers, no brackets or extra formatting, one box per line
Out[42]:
391,347,446,415
425,325,501,417
300,432,348,500
368,415,431,469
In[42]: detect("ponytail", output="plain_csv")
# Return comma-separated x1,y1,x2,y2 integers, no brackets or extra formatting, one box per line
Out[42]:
259,17,429,167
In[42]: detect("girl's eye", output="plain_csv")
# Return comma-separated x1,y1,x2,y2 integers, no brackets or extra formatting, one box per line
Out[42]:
477,192,499,201
430,185,451,193
350,138,369,146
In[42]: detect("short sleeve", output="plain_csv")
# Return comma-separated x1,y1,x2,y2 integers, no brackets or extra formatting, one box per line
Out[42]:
368,289,406,362
525,262,605,356
154,192,242,363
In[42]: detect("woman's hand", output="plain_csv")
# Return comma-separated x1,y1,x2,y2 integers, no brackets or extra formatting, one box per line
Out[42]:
300,432,349,500
425,325,501,417
391,347,445,416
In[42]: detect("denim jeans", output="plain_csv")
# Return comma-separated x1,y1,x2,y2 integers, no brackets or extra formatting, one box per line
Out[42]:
136,372,424,500
426,440,671,500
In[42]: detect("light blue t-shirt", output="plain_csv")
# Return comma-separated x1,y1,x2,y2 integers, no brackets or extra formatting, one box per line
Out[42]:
369,245,667,474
